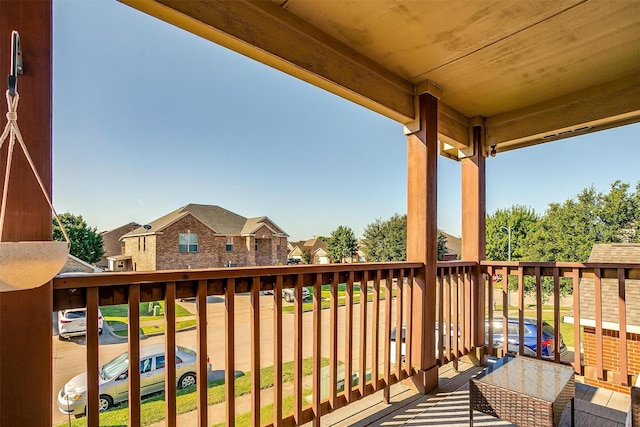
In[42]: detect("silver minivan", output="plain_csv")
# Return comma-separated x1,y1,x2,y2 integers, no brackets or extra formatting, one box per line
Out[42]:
57,343,211,417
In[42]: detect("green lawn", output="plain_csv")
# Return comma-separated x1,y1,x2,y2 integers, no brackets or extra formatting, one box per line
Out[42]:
57,358,329,427
283,284,396,313
101,302,197,337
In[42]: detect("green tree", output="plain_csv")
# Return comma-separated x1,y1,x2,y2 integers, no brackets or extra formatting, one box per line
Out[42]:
524,187,602,263
53,213,104,264
600,180,637,243
362,214,406,262
486,205,539,261
437,230,449,261
361,213,449,261
301,250,312,264
327,225,358,263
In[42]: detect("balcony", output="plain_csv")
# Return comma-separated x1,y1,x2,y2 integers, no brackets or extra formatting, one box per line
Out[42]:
2,1,639,426
50,260,640,426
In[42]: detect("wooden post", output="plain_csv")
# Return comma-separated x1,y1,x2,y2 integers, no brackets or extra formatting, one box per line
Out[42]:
406,93,438,393
0,2,53,425
461,125,486,360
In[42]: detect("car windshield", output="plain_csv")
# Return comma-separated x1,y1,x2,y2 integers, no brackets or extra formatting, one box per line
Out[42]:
100,352,129,380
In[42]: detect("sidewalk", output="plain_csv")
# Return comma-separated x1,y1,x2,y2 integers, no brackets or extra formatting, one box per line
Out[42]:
147,378,298,427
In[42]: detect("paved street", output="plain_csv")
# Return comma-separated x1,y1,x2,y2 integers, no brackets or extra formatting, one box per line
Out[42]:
52,292,392,425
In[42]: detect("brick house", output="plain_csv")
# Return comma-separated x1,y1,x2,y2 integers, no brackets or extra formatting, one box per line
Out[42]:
288,238,330,264
119,204,289,271
565,243,640,393
98,222,140,271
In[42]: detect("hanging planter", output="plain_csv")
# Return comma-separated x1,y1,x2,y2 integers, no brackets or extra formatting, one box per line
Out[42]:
0,31,69,291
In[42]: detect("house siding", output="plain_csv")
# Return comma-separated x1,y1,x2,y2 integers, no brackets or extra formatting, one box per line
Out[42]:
124,234,157,271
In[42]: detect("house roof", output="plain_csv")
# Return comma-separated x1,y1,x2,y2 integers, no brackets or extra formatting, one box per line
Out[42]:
442,232,462,256
122,204,288,238
100,222,140,258
120,0,640,159
568,243,640,331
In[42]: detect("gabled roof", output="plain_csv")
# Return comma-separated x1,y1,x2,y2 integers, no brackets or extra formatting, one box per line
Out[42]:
122,204,288,238
100,222,140,257
568,243,640,331
241,216,288,237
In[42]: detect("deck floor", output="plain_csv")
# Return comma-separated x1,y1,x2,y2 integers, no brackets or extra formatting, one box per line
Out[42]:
318,359,630,427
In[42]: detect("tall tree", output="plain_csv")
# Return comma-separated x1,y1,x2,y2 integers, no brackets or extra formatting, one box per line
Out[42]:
600,180,637,243
362,214,406,262
53,213,104,264
486,205,540,261
327,225,358,263
361,213,449,261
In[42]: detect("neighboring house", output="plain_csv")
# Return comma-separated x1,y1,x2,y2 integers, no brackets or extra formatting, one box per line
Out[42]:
564,243,640,393
119,204,289,271
442,231,461,261
288,238,330,264
58,254,102,275
98,222,140,270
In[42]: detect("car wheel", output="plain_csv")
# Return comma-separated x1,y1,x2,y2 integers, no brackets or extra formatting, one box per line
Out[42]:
98,395,113,412
98,328,103,335
179,373,196,389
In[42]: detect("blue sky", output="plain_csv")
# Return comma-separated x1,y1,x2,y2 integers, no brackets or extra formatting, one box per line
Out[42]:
52,1,639,242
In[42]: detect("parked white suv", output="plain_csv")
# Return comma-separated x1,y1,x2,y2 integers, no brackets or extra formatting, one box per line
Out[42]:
57,308,104,339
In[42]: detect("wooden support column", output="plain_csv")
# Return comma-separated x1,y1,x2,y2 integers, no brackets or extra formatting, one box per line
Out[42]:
461,125,486,358
0,1,53,425
407,93,438,394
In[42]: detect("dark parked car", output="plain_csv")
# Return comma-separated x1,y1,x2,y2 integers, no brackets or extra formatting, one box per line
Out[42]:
486,317,568,359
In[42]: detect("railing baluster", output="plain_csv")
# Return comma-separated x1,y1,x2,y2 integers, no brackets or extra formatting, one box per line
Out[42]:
251,277,261,426
572,268,582,374
487,266,494,356
225,278,236,425
164,282,177,427
502,266,509,357
445,267,452,361
293,274,303,424
383,269,393,402
345,271,354,403
273,275,283,425
463,266,470,354
372,270,381,390
312,272,322,426
618,268,628,386
517,267,524,356
394,269,404,379
85,286,99,427
359,271,368,398
453,266,459,370
128,284,141,427
196,279,208,427
553,268,561,363
329,272,338,410
535,267,542,359
406,268,414,377
594,267,604,380
437,268,444,363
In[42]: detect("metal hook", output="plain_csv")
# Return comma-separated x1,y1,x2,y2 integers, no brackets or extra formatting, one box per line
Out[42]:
8,31,23,97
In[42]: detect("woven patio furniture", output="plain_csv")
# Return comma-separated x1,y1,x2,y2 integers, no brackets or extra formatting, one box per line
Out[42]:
469,355,575,427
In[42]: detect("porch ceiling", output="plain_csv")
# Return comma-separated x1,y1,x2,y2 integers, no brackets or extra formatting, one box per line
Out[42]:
120,0,640,158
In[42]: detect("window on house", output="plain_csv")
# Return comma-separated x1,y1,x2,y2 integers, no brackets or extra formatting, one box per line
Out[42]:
179,233,198,253
117,261,125,269
120,241,125,254
143,236,146,251
255,240,258,251
138,237,141,251
226,237,233,252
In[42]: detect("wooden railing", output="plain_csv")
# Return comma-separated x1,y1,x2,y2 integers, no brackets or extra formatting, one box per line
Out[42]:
481,261,640,391
52,261,478,426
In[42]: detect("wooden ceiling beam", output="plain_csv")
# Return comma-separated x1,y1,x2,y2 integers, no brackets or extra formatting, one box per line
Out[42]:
486,73,640,153
119,0,416,123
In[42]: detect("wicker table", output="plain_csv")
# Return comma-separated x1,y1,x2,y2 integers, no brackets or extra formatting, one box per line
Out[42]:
469,356,575,427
